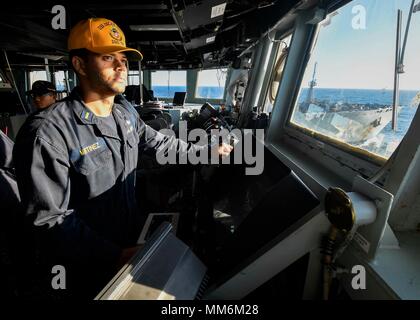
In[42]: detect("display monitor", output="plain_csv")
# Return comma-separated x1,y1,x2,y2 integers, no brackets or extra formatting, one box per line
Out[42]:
172,91,187,106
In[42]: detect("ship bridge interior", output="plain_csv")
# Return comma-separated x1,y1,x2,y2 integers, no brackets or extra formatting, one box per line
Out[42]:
0,0,420,301
0,0,299,69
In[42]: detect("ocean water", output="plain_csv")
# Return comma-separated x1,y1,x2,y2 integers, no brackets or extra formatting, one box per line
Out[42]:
299,88,419,107
151,86,224,99
195,86,224,99
152,85,187,99
298,88,419,157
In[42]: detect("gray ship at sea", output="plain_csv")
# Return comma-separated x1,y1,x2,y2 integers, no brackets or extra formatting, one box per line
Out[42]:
296,63,394,144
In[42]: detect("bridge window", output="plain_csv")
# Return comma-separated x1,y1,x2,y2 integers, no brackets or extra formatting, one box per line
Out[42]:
196,68,227,99
151,70,186,98
54,71,67,92
289,0,419,161
128,70,143,86
29,71,48,87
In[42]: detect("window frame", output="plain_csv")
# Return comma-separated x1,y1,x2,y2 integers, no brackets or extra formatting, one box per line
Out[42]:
282,1,419,169
266,4,387,184
127,70,142,86
259,31,294,114
286,18,394,167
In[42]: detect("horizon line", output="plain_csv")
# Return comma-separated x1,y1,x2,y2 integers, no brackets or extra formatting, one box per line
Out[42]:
303,87,419,92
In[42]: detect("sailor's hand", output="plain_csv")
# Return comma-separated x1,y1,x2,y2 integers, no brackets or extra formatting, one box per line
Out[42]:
217,143,233,158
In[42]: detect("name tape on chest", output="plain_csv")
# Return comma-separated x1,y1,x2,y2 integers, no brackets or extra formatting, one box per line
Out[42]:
79,142,101,156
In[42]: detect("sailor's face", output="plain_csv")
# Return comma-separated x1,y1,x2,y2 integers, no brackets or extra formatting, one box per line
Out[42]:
33,93,56,110
87,52,128,94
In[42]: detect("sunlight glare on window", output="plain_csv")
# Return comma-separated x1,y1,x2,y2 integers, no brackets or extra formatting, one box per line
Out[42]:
54,71,66,91
128,71,142,86
29,71,48,87
196,68,227,99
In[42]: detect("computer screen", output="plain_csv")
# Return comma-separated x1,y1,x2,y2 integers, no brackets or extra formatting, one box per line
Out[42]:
124,85,154,104
199,138,320,280
172,91,187,106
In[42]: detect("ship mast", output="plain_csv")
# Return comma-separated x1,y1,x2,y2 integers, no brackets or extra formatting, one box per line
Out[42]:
299,62,318,113
392,0,419,131
306,62,317,104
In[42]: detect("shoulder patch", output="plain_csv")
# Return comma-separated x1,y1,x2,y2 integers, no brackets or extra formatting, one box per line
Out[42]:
80,110,94,122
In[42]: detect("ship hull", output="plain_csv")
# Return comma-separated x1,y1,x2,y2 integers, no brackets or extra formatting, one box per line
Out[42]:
294,104,393,144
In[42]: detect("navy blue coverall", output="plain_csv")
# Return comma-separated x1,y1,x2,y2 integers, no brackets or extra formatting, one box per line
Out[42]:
13,88,202,297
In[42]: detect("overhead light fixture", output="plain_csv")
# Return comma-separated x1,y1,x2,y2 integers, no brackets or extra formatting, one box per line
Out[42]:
130,25,179,31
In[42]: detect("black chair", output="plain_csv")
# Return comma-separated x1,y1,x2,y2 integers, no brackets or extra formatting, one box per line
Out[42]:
124,85,155,105
0,90,27,115
145,118,170,131
138,109,164,122
157,112,173,129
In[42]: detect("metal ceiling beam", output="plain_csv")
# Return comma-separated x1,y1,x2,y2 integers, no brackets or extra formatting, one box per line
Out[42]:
136,41,183,45
130,24,179,31
81,4,168,10
0,17,67,52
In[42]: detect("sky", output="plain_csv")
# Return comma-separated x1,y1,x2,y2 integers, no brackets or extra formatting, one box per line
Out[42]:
151,69,227,87
196,69,227,87
151,70,187,86
302,0,420,90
